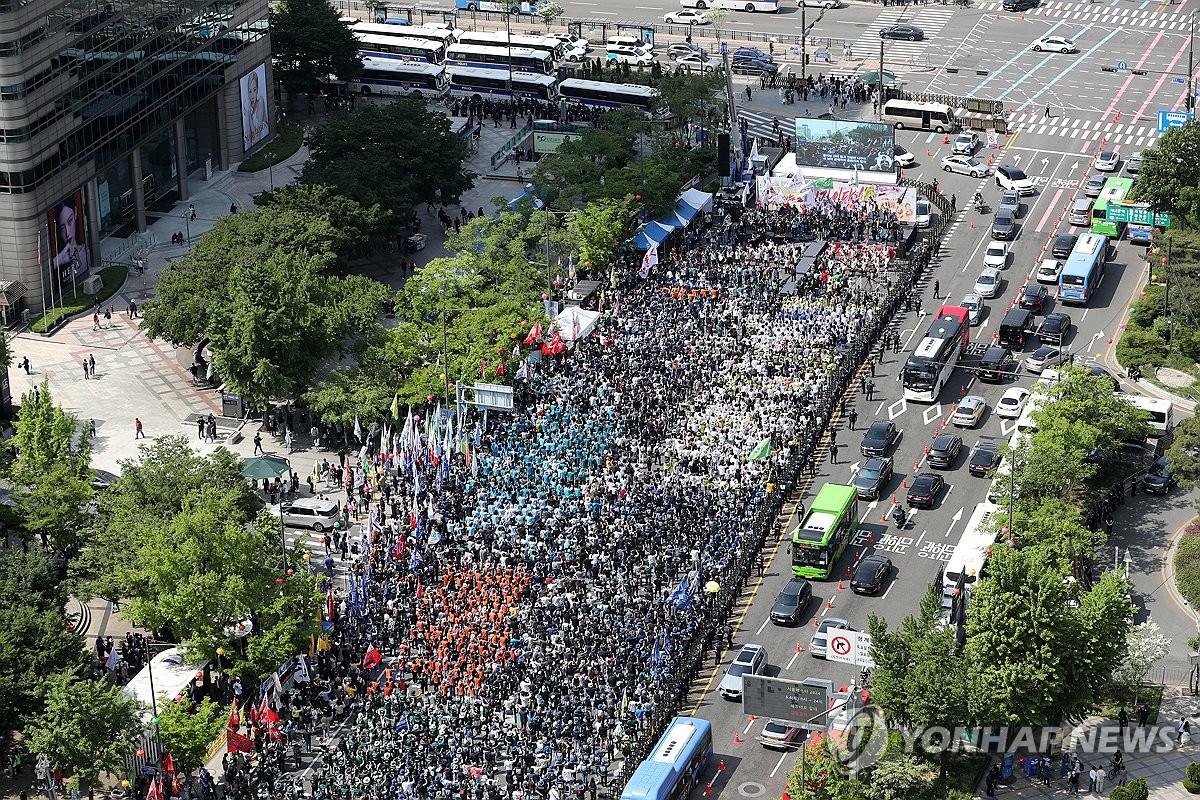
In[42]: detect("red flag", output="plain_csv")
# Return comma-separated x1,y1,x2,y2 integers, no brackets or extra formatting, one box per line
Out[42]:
162,753,174,774
542,331,566,356
257,693,270,724
496,361,505,376
523,322,543,346
147,776,163,800
363,646,382,669
228,699,241,730
416,579,424,599
227,730,255,753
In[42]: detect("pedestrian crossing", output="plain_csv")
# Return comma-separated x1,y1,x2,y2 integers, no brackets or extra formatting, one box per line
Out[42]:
740,107,792,141
1006,112,1160,148
974,0,1193,31
850,7,958,65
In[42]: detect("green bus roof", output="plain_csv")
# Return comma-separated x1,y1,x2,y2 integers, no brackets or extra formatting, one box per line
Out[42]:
794,483,856,543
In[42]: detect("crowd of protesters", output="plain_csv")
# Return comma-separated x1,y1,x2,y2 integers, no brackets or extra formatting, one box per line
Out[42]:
199,193,928,800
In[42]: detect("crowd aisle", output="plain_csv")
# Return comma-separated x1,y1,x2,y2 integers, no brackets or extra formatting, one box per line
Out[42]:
213,196,929,800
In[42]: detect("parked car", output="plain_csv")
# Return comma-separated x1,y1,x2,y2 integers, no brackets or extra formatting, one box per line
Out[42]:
853,456,893,500
1037,312,1072,345
951,395,986,428
927,433,963,468
1126,152,1143,174
669,42,705,58
809,618,849,658
676,53,715,71
996,164,1035,195
952,132,979,155
1018,283,1049,312
942,155,990,177
1003,0,1037,10
770,577,814,625
962,293,985,325
859,420,899,457
974,267,1004,299
719,643,768,699
915,200,932,228
1035,258,1064,284
759,719,806,749
906,473,945,508
732,47,772,62
731,58,778,75
995,387,1030,419
1025,345,1071,373
894,145,917,167
850,555,893,595
969,442,1002,476
1141,456,1177,494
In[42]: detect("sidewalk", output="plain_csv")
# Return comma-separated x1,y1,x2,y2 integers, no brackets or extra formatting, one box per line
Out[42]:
973,687,1200,799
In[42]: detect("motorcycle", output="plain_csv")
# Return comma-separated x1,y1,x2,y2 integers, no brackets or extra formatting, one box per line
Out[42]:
891,505,908,529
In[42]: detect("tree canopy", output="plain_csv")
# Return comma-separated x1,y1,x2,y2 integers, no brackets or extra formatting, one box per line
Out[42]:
301,99,475,227
1130,119,1200,224
269,0,362,100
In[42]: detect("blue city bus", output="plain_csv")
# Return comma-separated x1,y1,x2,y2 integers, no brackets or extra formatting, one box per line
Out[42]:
1058,232,1107,305
620,717,713,800
454,0,540,14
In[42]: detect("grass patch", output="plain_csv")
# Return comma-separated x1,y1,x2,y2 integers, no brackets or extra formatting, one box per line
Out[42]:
237,123,304,173
30,265,127,333
935,750,990,796
1176,521,1200,607
1094,684,1164,723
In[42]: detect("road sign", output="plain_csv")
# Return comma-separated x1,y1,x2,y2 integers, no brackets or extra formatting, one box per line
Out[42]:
827,630,874,667
742,675,832,730
1158,109,1193,132
1174,77,1187,84
1117,60,1128,71
1107,203,1172,227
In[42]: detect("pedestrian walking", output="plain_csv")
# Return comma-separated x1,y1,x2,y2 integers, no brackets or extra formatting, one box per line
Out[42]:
1045,103,1051,118
88,353,96,378
1179,717,1192,747
1088,767,1098,793
92,312,100,331
253,432,263,455
197,418,206,439
950,193,956,210
866,379,876,400
88,419,96,438
103,308,112,328
134,418,144,439
20,356,30,374
933,280,940,299
82,359,89,380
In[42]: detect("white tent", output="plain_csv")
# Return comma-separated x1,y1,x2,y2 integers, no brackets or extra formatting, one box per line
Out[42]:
121,647,207,722
555,305,601,343
680,187,714,213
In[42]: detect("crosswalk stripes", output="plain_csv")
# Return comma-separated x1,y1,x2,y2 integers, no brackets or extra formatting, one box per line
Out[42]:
1004,112,1159,148
850,7,958,64
739,107,792,141
974,0,1192,31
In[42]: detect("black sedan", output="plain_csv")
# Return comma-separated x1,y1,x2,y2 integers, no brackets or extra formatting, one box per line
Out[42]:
1051,233,1078,259
860,420,899,457
968,443,1001,477
881,24,924,40
731,58,778,76
1019,283,1049,313
853,456,893,500
906,473,945,509
1037,312,1072,345
770,577,814,625
1141,456,1177,494
927,433,963,469
850,555,893,595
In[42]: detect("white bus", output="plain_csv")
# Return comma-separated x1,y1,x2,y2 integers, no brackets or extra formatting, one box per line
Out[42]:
349,58,449,98
558,78,660,112
355,33,447,64
881,99,959,133
393,25,459,47
455,30,565,60
447,67,558,101
1127,395,1173,437
942,502,1000,590
679,0,782,12
445,43,553,74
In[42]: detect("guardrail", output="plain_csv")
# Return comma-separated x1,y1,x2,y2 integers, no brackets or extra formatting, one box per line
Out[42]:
490,119,533,170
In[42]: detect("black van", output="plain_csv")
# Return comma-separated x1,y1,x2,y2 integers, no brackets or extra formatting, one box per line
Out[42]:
977,346,1016,383
998,308,1036,350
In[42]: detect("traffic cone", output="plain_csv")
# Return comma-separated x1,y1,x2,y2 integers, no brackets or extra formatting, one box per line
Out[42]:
733,733,742,745
867,534,874,544
795,643,804,653
838,579,844,590
747,716,756,722
813,618,821,628
913,462,920,472
902,479,908,489
943,134,950,144
891,494,897,505
826,597,834,610
880,512,888,523
846,567,853,577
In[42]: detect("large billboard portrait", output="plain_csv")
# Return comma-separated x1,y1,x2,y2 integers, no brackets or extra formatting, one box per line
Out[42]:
47,190,89,285
240,63,270,151
793,119,896,173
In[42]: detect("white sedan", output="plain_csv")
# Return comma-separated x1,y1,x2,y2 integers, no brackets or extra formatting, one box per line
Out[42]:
1032,36,1077,53
1035,258,1063,284
941,155,990,177
995,387,1030,419
675,53,715,71
1094,150,1121,172
974,267,1004,299
983,241,1009,269
665,8,710,23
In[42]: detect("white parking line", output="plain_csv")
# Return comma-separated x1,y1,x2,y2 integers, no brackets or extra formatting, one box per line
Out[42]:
744,718,756,734
756,617,770,635
770,752,790,777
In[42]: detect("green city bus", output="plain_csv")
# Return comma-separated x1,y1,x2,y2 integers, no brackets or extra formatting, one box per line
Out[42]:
1091,176,1134,239
791,483,859,579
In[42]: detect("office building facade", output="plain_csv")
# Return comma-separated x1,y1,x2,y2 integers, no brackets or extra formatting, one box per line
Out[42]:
0,0,272,316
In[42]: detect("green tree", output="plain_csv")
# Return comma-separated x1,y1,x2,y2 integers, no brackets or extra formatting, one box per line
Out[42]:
1131,119,1200,224
269,0,362,101
253,184,390,259
7,383,94,551
537,0,564,23
155,697,227,774
1168,415,1200,487
0,549,88,732
143,207,345,348
27,672,141,790
571,198,636,276
782,733,852,800
863,753,935,800
301,100,475,223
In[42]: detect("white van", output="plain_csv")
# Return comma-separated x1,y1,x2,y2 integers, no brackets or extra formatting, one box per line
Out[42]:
281,497,340,532
1068,197,1093,226
606,45,654,65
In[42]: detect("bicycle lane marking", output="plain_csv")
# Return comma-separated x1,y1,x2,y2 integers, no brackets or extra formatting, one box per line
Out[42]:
964,18,1071,96
1034,188,1065,234
1128,35,1193,118
1016,27,1125,113
1101,28,1167,119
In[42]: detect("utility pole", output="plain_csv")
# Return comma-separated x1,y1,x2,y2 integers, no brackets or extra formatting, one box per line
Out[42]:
1189,12,1195,111
1166,236,1173,344
877,37,884,120
800,3,807,86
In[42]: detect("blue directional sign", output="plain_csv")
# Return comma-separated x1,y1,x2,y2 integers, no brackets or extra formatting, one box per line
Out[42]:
1174,77,1188,84
1158,109,1194,132
1117,60,1128,71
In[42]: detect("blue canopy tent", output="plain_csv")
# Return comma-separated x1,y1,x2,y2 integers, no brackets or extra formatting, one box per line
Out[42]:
629,220,675,251
506,184,545,211
680,188,714,213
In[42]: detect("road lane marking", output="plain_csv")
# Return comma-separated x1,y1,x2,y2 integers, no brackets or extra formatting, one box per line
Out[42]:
967,19,1071,96
1035,188,1065,233
1018,27,1126,112
1101,28,1167,118
770,753,790,778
